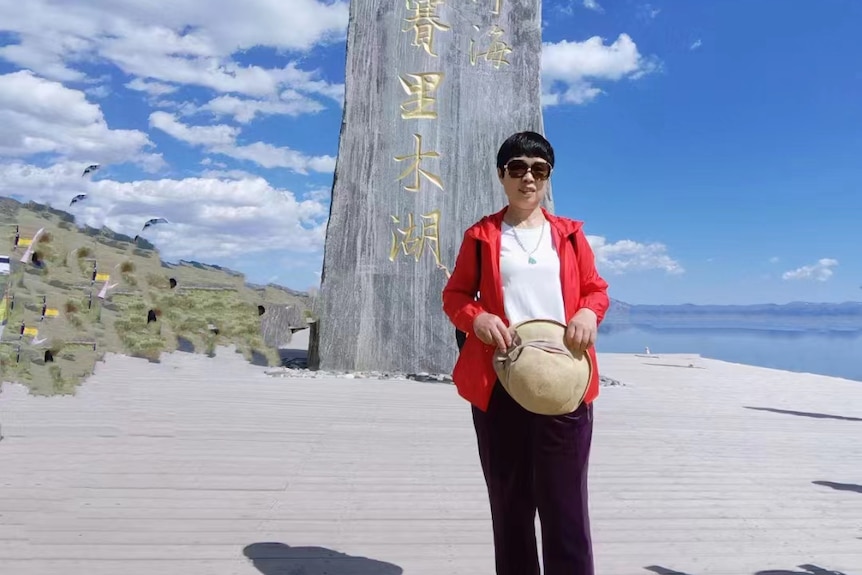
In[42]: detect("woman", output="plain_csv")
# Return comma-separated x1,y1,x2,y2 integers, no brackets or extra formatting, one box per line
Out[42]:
442,131,610,575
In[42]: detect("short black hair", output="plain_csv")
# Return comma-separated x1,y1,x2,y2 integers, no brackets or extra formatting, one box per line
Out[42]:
496,131,555,170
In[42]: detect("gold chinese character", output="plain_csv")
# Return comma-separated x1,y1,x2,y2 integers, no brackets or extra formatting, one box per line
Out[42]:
471,0,503,15
389,210,447,271
470,24,512,69
403,0,451,57
394,133,444,192
399,72,444,120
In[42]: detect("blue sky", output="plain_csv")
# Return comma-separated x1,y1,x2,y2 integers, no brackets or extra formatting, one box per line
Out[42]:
0,0,859,305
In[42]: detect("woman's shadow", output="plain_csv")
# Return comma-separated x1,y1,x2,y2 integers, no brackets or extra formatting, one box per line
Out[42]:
243,542,403,575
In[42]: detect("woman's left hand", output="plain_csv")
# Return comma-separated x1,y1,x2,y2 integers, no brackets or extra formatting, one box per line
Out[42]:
565,308,598,353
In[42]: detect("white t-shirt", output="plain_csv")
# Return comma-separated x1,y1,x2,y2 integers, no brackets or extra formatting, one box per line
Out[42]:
499,222,566,325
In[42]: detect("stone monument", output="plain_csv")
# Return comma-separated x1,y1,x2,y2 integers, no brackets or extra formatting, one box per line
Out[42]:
312,0,553,374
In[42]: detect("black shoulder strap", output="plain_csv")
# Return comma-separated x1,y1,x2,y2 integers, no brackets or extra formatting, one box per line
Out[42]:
454,238,482,351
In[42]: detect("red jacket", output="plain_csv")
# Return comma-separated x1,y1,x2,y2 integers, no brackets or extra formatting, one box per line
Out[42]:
442,206,610,412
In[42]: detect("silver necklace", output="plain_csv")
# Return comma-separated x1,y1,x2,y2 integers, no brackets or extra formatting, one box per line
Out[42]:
510,218,545,265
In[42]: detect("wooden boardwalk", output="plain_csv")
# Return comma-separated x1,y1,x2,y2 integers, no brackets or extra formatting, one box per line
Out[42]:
1,347,860,574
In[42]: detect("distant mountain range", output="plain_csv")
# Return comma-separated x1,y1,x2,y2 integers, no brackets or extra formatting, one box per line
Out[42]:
603,298,862,333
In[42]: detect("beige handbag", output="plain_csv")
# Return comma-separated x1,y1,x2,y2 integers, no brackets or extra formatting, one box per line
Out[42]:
493,319,592,416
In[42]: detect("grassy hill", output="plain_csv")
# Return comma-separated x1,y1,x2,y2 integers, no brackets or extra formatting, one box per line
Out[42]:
0,197,313,396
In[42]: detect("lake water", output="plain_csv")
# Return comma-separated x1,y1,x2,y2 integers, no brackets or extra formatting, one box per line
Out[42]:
596,326,862,383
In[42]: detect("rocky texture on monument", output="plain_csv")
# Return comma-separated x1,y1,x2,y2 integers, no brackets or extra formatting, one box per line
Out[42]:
313,0,552,374
259,304,305,349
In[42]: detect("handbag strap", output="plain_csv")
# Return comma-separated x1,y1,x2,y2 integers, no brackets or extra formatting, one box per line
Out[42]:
494,337,573,374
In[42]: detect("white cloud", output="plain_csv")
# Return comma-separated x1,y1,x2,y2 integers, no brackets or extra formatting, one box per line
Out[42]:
0,70,161,168
782,258,838,282
587,235,684,275
149,111,238,147
769,256,780,264
639,4,661,20
552,0,604,16
223,142,336,173
303,187,332,204
125,78,179,97
0,161,329,260
0,0,347,102
194,92,328,124
542,34,660,106
148,112,335,174
690,39,703,51
85,85,112,99
200,168,262,181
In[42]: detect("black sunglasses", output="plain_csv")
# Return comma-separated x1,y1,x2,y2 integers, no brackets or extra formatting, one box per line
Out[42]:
504,159,552,180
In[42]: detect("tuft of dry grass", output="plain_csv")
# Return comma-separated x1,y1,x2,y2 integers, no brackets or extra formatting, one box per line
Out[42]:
120,261,135,274
112,294,166,361
38,243,58,263
49,364,64,389
145,273,171,289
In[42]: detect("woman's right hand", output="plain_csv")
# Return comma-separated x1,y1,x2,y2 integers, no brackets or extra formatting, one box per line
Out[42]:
472,312,513,352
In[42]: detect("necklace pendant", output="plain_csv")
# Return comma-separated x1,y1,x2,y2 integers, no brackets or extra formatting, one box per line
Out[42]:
528,256,537,265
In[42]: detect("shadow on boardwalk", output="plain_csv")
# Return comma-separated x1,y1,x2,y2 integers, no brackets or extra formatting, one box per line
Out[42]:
646,565,853,575
744,406,862,422
243,542,403,575
813,480,862,494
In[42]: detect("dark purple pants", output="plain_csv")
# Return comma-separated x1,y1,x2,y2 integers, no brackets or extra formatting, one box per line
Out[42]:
472,382,594,575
